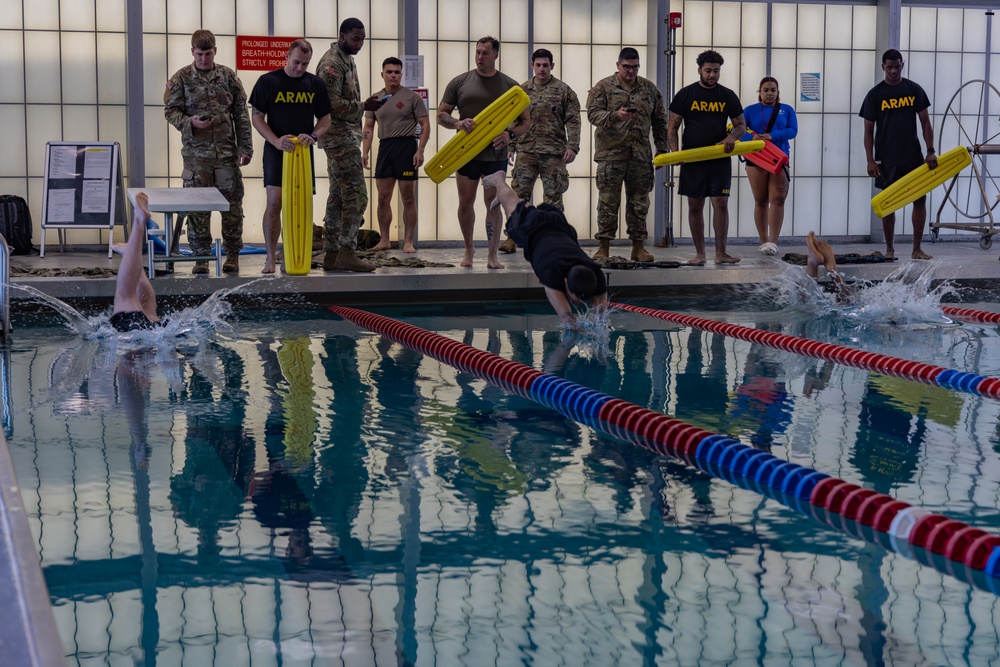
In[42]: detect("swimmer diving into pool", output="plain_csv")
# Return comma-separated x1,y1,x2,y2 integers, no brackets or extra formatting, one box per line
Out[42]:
111,192,162,332
805,231,855,302
482,172,607,330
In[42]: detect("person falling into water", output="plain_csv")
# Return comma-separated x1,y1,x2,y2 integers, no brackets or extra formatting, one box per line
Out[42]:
111,193,162,332
482,171,607,330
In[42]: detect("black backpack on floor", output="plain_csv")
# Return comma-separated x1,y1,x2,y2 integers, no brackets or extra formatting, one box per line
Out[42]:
0,195,35,255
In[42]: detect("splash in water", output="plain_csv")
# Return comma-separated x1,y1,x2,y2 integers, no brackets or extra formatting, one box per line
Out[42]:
752,261,958,325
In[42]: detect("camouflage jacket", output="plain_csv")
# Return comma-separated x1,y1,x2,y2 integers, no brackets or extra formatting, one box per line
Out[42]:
586,74,668,162
514,76,581,155
316,43,363,148
164,63,253,161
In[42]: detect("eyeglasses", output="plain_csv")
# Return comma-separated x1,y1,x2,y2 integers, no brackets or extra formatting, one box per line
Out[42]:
619,63,640,71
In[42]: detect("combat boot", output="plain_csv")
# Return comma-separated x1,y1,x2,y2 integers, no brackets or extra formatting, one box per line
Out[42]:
592,239,611,260
222,252,239,273
323,249,340,271
192,261,210,275
631,240,654,263
333,246,375,273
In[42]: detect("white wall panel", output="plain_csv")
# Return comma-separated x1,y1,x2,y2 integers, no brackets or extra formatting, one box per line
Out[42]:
143,0,167,34
736,48,765,104
26,105,62,175
0,31,24,103
166,0,201,35
369,0,398,39
563,175,591,240
936,8,965,52
961,9,988,53
62,33,99,105
592,1,622,45
142,34,168,106
959,53,986,88
824,5,852,50
794,114,822,177
62,105,99,142
97,105,128,148
792,177,821,234
930,52,962,111
97,33,127,105
144,106,170,178
622,0,646,45
0,1,22,30
821,114,850,176
823,50,851,115
0,106,26,176
61,1,95,31
739,3,767,50
437,0,469,42
533,0,560,43
847,178,872,236
235,0,269,35
434,41,468,109
682,1,713,47
850,51,875,115
852,6,876,51
563,0,593,45
273,2,306,36
769,49,796,106
712,2,740,48
202,0,236,35
23,0,58,30
24,31,61,104
418,0,439,42
501,0,528,43
305,0,336,39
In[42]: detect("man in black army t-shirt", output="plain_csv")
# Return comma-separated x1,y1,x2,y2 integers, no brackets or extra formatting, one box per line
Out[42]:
667,49,745,267
860,48,937,260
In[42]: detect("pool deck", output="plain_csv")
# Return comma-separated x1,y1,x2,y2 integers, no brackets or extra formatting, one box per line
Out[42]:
11,235,1000,307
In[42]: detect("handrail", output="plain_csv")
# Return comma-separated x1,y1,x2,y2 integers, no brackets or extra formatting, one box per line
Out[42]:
0,233,10,341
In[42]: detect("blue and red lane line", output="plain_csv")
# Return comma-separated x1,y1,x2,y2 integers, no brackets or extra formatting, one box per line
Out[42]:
329,305,1000,590
611,302,1000,400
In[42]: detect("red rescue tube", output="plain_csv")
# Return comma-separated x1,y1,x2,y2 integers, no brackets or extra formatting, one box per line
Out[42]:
744,140,789,174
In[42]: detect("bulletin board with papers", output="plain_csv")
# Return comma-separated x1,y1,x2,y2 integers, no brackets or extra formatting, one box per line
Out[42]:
41,142,126,258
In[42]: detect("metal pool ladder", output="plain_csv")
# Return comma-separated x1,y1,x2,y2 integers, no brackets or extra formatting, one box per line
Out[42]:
0,234,9,340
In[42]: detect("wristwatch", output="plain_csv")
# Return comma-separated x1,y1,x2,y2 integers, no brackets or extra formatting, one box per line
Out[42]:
507,130,516,141
310,133,318,142
926,147,935,153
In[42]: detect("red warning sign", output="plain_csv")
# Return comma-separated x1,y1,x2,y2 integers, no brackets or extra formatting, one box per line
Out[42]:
236,36,299,71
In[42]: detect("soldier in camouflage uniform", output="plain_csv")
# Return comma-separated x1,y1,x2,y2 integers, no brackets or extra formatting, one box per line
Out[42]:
586,47,669,262
498,48,581,254
164,30,253,274
316,18,385,273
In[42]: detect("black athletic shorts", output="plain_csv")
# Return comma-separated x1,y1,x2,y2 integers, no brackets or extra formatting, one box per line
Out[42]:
505,201,566,248
457,159,508,181
874,160,924,190
375,137,419,180
262,142,315,188
111,311,160,333
678,158,732,198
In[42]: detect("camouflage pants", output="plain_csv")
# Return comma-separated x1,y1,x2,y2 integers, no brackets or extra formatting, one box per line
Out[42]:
182,159,244,254
511,152,569,209
595,157,653,241
323,144,368,251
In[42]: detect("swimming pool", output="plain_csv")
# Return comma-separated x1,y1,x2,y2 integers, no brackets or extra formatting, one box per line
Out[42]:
5,276,1000,665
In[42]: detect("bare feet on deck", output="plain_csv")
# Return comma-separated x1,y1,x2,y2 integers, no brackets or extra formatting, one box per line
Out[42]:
912,249,933,260
262,255,276,274
487,254,505,270
461,248,475,267
884,248,895,260
404,244,416,253
686,255,706,266
715,253,741,265
373,240,391,251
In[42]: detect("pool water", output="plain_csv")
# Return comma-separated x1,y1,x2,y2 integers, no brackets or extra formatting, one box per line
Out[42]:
6,268,1000,666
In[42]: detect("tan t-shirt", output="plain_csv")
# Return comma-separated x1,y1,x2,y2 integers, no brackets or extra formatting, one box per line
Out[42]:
365,87,428,140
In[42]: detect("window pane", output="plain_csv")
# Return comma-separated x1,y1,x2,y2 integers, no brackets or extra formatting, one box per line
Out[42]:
797,5,824,49
739,49,765,105
370,0,398,40
27,105,62,174
852,6,876,51
962,9,988,53
821,114,850,176
795,114,822,177
820,177,848,235
166,0,201,35
144,106,170,177
142,34,167,106
937,8,964,52
61,1,94,31
0,2,23,30
713,2,740,47
418,1,439,41
771,3,796,49
98,105,127,147
63,105,99,141
847,178,872,236
143,0,167,34
470,0,500,43
273,2,306,36
851,51,875,115
824,51,851,114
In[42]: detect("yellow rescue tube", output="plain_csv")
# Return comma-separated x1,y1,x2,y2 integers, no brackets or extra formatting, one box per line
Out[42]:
653,140,765,167
281,139,313,275
425,86,530,184
870,146,973,218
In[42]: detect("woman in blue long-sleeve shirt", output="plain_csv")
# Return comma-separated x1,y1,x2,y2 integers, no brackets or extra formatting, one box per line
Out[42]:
742,77,797,255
